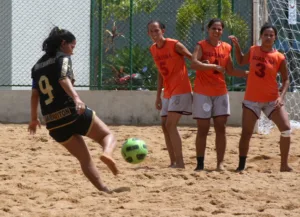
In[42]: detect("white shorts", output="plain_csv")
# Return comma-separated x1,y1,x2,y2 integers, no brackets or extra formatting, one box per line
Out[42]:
193,93,230,119
243,100,276,119
160,93,193,117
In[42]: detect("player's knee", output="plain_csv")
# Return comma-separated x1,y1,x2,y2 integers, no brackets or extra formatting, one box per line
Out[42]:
161,121,167,130
197,127,209,137
241,129,253,139
161,117,167,125
214,125,226,134
281,129,291,138
78,155,93,165
165,121,176,131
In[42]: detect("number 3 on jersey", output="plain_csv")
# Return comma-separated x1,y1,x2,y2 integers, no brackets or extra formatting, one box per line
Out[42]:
38,75,54,105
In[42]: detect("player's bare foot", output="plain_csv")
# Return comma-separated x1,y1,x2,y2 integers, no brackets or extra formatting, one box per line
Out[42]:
235,166,245,172
100,154,119,175
174,163,185,169
100,186,112,193
280,165,293,172
216,162,225,171
168,163,176,168
194,165,204,171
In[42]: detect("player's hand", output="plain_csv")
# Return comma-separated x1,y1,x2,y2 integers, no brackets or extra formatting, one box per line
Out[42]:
214,65,225,74
274,96,284,109
228,35,239,47
155,97,162,110
75,99,86,115
28,119,41,135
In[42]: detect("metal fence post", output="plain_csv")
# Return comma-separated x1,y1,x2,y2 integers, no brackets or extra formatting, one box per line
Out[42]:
90,0,95,90
218,0,222,18
98,0,103,90
231,0,235,90
129,0,133,90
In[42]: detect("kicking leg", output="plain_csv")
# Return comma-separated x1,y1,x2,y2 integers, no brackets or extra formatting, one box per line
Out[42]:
86,115,119,175
61,135,109,192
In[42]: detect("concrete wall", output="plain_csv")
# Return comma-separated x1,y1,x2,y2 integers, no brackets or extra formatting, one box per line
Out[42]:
0,91,244,125
1,90,298,125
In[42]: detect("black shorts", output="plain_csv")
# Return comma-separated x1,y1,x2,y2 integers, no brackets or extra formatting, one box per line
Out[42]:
49,107,94,143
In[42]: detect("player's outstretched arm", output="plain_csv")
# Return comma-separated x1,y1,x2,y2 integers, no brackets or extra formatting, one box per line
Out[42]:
228,35,250,66
28,88,41,134
59,78,85,114
225,55,249,77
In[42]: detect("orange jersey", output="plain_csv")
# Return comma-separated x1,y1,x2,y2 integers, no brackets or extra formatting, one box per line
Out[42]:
194,40,231,96
245,46,285,102
150,38,192,98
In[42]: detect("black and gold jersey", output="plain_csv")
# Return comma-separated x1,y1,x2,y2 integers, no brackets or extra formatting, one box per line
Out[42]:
31,52,79,130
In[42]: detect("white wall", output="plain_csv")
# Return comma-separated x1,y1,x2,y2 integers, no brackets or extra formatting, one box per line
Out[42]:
11,0,90,88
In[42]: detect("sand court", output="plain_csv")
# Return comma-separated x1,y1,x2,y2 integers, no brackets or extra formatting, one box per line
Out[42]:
0,124,299,217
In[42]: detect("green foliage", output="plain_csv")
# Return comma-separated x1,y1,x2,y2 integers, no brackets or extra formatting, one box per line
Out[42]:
102,45,158,90
176,0,249,48
99,0,163,22
225,14,250,48
95,0,162,90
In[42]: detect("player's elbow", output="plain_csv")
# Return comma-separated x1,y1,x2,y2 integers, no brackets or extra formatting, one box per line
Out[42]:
190,60,198,70
31,89,39,97
284,78,290,85
226,68,233,75
236,59,243,66
31,90,39,103
237,58,248,66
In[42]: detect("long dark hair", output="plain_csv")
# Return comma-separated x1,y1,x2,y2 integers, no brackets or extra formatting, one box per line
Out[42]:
42,27,76,56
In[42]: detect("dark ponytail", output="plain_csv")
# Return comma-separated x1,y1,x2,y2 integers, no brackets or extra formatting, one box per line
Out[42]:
42,27,76,56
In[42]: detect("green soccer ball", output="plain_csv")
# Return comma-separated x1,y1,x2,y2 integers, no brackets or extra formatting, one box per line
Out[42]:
121,138,148,164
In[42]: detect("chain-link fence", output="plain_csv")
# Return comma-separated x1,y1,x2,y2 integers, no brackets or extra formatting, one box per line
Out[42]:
93,0,253,91
1,0,253,90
